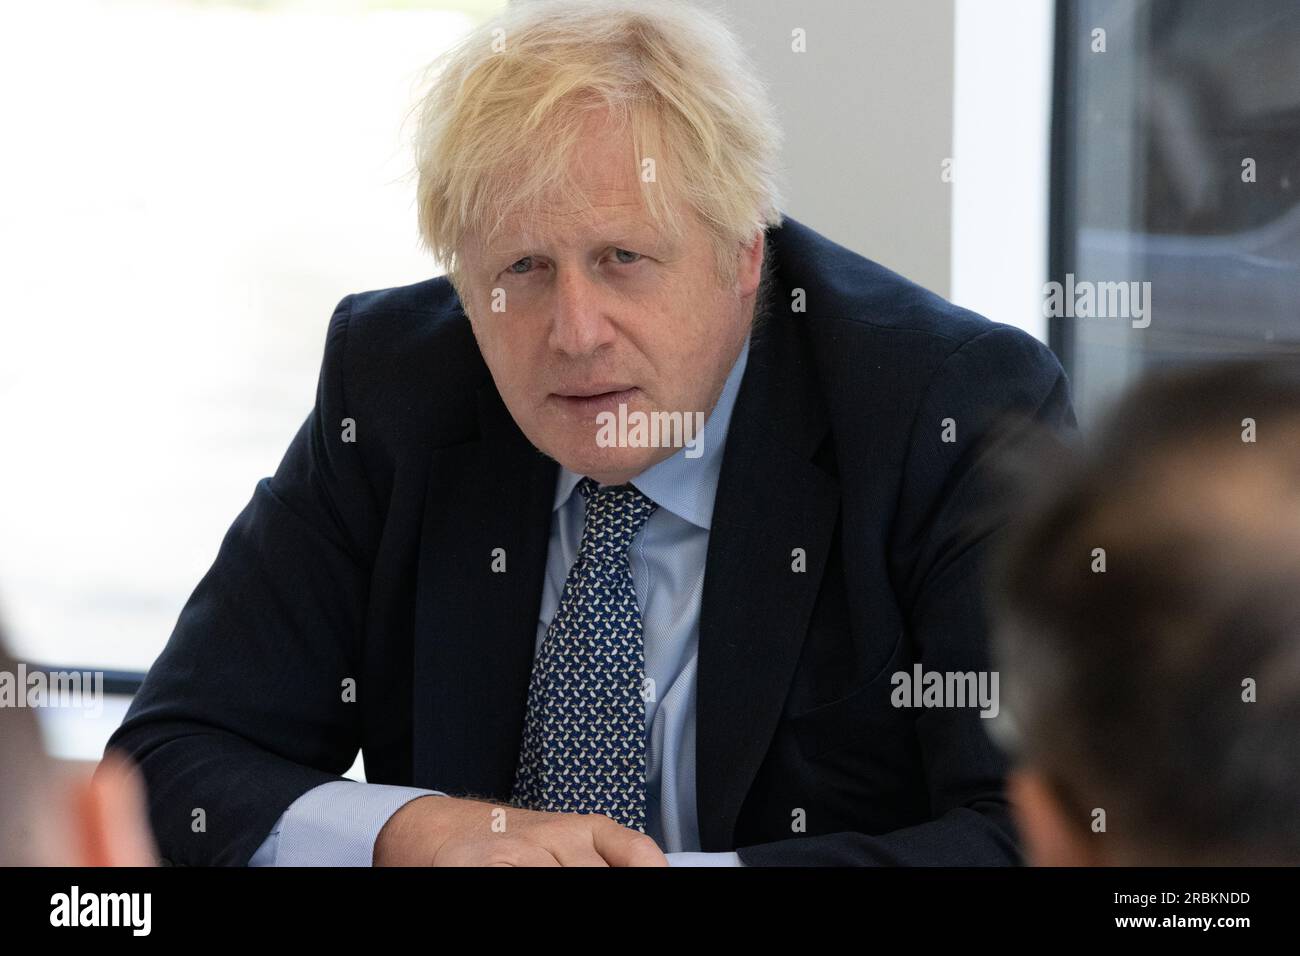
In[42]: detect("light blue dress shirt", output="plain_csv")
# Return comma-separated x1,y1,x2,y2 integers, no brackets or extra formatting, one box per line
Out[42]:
248,335,751,867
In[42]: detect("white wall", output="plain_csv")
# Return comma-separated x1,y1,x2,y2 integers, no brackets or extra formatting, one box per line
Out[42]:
710,0,956,296
951,0,1055,340
715,0,1055,338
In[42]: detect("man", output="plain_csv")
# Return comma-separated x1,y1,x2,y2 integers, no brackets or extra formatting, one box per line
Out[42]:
995,361,1300,866
0,635,157,867
109,0,1072,866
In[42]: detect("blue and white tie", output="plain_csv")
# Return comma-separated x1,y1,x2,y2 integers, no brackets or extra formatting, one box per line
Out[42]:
510,477,658,831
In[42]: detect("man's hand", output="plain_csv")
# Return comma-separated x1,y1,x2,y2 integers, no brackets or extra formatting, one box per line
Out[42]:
372,795,669,867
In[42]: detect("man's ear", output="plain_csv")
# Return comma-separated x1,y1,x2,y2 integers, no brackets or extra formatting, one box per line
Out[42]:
71,750,158,867
1009,767,1100,867
734,231,764,299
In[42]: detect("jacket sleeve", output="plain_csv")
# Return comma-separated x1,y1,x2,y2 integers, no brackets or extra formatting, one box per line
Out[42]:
737,324,1077,865
107,295,381,866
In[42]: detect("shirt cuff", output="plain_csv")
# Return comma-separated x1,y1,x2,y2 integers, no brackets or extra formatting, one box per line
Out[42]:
665,851,744,866
248,780,445,866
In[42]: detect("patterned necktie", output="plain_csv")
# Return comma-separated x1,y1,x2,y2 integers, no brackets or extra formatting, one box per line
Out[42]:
510,476,659,831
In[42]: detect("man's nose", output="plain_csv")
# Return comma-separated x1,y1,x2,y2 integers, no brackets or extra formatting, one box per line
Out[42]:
547,266,617,358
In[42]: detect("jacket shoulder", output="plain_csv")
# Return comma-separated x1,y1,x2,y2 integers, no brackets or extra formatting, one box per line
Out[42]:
769,215,1061,384
324,275,487,450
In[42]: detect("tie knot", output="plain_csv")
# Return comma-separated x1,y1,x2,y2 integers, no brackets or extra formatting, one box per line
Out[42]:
577,477,658,559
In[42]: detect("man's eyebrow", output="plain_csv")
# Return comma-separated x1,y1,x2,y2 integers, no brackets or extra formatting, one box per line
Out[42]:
485,226,670,258
610,223,678,253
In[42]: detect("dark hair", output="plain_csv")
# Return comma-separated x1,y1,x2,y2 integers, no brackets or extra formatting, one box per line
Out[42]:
747,231,776,343
993,359,1300,864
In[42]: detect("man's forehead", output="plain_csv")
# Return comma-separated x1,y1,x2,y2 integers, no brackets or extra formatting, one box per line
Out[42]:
480,203,670,253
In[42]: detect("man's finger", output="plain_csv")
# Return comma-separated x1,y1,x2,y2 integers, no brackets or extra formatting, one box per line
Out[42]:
591,820,668,867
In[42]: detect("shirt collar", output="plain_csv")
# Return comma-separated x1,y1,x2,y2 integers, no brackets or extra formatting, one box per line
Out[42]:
551,331,750,530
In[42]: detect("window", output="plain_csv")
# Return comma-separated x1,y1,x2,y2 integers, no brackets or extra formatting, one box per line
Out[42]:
1051,0,1300,425
0,0,506,674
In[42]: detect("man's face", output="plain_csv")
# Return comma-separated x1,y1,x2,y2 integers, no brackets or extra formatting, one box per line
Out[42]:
457,115,763,485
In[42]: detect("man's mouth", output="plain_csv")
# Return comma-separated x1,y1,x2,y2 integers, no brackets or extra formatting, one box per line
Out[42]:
550,386,639,416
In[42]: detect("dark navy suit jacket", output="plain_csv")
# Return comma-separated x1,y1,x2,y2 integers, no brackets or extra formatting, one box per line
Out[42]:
109,216,1075,866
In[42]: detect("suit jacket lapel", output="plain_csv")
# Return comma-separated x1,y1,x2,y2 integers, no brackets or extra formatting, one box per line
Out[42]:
695,312,839,850
413,383,557,798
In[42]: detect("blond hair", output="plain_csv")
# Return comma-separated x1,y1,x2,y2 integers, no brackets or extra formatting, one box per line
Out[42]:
410,0,783,289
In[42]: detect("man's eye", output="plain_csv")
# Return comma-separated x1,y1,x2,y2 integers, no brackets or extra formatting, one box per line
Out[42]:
612,248,642,264
507,256,534,274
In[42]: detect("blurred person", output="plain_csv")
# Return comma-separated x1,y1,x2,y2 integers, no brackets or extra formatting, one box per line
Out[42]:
0,635,156,866
995,360,1300,866
109,0,1072,866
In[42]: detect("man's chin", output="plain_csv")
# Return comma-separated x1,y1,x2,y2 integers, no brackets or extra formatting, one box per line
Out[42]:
545,441,670,485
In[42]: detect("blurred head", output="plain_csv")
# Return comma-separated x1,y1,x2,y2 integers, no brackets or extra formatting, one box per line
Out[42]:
411,0,781,483
994,360,1300,866
0,637,156,866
